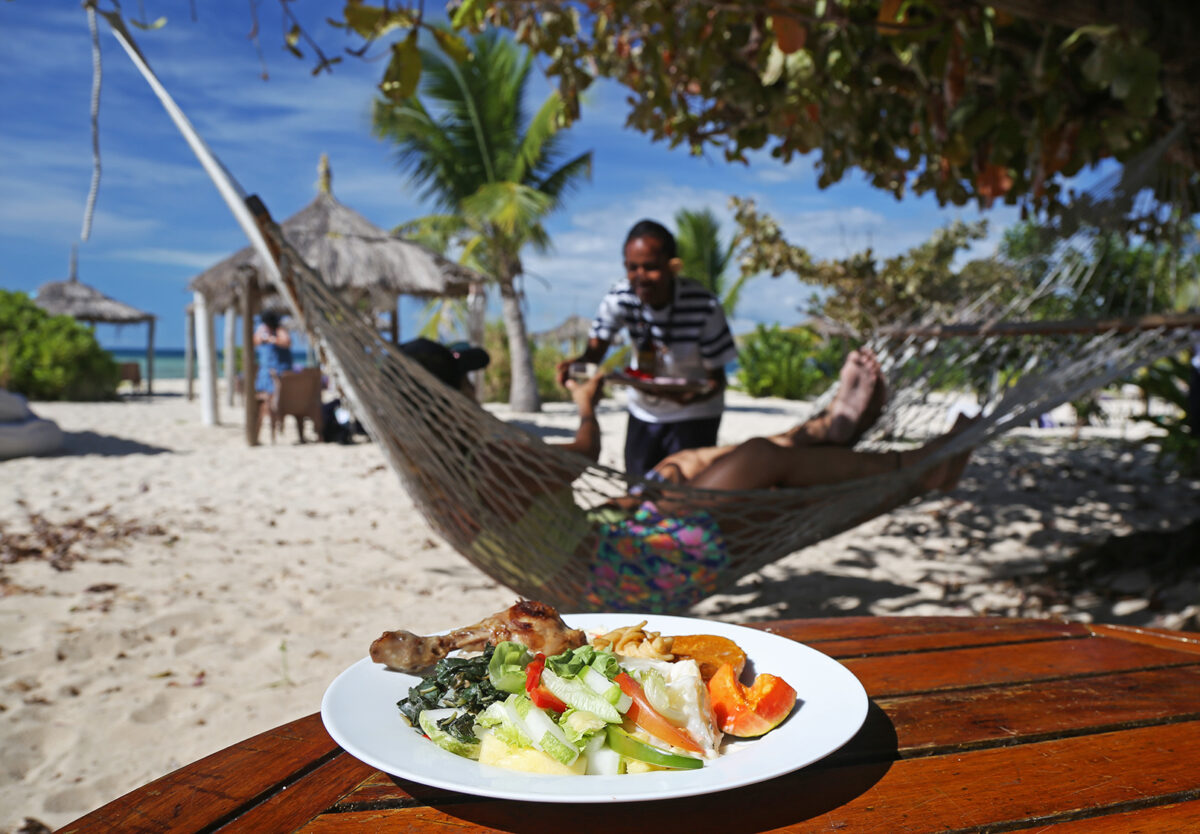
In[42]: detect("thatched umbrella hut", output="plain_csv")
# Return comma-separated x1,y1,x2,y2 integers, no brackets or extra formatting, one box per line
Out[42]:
35,250,156,393
185,155,485,440
533,314,593,351
188,155,480,336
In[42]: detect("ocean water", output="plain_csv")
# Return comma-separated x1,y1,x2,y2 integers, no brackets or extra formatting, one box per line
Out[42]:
109,349,308,380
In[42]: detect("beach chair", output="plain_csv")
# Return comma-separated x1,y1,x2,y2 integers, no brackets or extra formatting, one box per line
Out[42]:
261,367,323,444
118,362,143,392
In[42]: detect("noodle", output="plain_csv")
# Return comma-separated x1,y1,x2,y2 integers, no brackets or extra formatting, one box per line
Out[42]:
591,621,675,660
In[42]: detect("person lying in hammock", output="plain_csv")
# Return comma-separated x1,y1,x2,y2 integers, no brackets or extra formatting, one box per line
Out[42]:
401,339,973,613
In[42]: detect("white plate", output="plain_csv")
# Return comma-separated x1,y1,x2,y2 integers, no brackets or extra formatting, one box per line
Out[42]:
320,613,868,803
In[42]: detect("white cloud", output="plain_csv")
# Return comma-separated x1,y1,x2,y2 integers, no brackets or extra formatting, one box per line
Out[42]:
106,247,233,269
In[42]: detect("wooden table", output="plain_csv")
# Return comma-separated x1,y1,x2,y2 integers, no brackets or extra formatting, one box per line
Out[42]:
59,616,1200,833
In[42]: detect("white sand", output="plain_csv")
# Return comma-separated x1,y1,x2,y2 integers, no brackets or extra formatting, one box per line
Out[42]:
2,379,1197,832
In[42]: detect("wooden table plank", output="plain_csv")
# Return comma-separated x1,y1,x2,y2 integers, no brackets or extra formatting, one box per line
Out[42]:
757,616,1088,645
877,665,1200,755
218,751,375,834
844,634,1200,696
57,713,339,834
295,721,1200,833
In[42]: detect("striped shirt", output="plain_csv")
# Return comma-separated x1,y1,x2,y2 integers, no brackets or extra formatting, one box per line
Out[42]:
590,277,738,423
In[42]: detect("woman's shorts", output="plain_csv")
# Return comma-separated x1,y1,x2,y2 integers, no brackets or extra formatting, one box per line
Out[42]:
583,501,729,613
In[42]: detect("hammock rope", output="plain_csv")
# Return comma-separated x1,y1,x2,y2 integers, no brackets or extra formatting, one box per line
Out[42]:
98,7,1198,613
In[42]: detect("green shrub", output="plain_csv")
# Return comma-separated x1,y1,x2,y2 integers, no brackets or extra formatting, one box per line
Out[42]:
1131,355,1199,475
0,289,119,400
736,325,854,399
481,320,571,404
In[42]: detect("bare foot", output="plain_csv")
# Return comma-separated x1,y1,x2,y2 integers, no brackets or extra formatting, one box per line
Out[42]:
823,349,881,445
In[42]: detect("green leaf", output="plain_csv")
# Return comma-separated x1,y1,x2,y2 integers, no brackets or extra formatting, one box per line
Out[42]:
129,16,167,31
343,3,414,39
451,0,486,30
380,35,421,103
285,24,303,58
432,28,471,63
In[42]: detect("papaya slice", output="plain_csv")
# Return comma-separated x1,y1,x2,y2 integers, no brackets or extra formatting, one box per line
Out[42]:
669,634,747,682
707,663,797,737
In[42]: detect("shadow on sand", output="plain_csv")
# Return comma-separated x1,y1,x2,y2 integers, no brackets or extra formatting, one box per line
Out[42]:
56,431,172,457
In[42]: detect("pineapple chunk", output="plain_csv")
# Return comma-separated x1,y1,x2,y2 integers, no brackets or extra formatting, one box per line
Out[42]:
478,732,588,775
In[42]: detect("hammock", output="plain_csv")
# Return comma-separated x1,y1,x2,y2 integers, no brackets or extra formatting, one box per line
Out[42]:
98,9,1200,614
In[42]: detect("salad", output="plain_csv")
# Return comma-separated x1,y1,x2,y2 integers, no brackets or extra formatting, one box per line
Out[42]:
394,635,793,776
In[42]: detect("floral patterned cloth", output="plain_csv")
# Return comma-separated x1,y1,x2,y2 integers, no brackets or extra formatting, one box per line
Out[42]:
584,501,729,612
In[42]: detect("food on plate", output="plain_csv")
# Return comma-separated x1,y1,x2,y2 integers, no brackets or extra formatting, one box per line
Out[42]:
591,620,674,660
378,604,797,775
669,634,747,682
370,600,586,673
707,663,798,737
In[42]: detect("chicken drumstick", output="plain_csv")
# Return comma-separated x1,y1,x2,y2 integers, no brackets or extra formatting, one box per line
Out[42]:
370,600,587,673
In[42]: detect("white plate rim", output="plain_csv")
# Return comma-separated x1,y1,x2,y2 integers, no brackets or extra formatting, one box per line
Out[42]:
320,613,868,803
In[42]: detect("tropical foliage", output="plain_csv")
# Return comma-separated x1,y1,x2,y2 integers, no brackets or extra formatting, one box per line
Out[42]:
736,324,854,399
481,320,572,404
673,208,752,317
287,1,1200,223
372,30,592,412
0,290,119,401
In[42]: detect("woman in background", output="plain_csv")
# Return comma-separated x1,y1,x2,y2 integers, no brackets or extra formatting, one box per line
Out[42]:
253,310,293,394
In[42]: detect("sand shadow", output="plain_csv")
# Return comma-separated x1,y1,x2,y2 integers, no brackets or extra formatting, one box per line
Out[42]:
56,431,172,456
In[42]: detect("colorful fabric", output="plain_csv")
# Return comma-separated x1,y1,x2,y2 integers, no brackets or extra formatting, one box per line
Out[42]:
584,501,729,613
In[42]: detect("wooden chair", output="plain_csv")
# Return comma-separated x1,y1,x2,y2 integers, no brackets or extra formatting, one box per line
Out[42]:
118,362,142,391
259,367,323,444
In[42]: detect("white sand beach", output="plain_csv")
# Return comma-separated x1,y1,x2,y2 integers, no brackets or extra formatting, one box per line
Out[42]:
2,380,1198,832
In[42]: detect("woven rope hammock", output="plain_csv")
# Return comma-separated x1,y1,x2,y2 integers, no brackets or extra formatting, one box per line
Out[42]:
100,9,1200,614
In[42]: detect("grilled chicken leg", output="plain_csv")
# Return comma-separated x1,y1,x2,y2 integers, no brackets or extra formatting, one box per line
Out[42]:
370,600,586,673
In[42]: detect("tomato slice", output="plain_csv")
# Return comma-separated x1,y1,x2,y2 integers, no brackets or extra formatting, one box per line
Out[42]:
614,672,703,754
525,654,568,713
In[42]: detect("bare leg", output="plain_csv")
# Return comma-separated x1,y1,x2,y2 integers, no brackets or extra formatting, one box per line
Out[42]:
649,350,887,484
687,414,975,494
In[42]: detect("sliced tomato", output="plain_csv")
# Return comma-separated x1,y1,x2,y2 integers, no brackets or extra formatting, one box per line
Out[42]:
525,654,568,713
614,672,703,754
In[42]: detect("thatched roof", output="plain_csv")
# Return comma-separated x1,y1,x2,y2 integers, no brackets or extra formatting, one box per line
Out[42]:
533,314,593,344
35,278,154,324
188,157,483,312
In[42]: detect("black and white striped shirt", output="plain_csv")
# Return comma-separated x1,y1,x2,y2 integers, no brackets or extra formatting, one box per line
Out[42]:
590,277,738,423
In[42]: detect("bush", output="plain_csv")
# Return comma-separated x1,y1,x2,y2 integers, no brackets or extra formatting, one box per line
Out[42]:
736,324,854,399
1131,355,1199,475
481,320,571,404
0,290,119,400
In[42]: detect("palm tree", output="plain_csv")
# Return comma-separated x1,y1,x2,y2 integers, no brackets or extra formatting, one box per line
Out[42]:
674,208,752,317
373,32,592,411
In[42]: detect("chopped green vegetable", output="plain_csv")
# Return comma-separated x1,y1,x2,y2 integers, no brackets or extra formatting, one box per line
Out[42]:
605,725,704,770
419,708,481,758
488,641,532,694
396,644,505,744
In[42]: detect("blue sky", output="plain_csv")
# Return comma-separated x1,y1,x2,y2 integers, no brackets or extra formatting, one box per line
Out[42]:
3,2,1027,349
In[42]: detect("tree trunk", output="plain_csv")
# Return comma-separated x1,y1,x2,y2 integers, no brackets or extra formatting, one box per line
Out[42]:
467,281,488,401
499,278,541,413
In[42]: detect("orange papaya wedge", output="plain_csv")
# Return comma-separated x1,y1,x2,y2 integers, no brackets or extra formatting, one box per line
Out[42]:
706,663,797,737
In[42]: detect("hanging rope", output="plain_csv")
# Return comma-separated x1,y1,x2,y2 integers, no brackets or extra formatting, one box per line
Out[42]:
81,3,104,243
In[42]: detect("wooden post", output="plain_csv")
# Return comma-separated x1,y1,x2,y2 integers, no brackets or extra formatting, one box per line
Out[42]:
224,305,237,406
195,291,219,426
184,305,195,401
243,278,259,446
390,301,400,345
145,316,155,395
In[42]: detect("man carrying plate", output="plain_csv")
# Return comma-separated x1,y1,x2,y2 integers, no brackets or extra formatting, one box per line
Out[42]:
557,219,738,480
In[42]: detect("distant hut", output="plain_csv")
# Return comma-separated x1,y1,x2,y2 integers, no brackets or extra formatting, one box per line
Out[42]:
186,155,486,439
533,314,594,354
188,155,480,340
35,248,156,393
